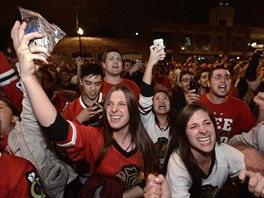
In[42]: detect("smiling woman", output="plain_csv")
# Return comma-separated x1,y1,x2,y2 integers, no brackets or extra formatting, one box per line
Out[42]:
12,19,159,197
162,103,257,197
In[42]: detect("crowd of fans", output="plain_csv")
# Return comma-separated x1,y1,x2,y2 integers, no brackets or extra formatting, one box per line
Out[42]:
2,20,264,198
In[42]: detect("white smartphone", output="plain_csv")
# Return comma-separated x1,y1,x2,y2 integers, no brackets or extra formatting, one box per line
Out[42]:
153,38,165,60
153,38,165,51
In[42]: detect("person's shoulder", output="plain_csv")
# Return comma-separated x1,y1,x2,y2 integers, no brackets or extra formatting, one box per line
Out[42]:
0,152,46,198
168,151,184,166
167,151,188,173
200,93,207,99
215,142,242,154
0,152,35,170
123,78,139,87
66,96,81,106
199,93,209,103
227,95,248,106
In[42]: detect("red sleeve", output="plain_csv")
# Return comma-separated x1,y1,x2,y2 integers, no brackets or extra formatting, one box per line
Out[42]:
0,52,23,111
55,122,103,170
237,101,256,132
62,103,75,121
0,153,46,198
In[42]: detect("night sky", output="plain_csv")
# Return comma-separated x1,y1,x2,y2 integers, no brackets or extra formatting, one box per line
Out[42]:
1,0,264,37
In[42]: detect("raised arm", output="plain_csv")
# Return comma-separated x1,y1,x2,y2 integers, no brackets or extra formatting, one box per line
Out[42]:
11,21,56,127
142,45,166,85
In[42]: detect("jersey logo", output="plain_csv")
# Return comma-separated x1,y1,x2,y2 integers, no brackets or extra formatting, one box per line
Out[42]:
154,137,169,171
26,171,46,198
201,184,220,197
115,165,143,189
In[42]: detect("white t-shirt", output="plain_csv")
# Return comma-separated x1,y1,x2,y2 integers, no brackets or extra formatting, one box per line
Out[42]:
166,143,245,198
139,94,170,143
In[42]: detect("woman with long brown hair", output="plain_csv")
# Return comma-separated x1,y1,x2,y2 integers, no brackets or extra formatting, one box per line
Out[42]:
12,20,157,197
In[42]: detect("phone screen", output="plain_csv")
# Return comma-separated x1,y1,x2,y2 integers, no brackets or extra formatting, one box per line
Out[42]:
189,79,199,94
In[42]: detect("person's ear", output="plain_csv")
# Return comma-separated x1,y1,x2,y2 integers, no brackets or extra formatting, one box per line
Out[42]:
11,116,18,125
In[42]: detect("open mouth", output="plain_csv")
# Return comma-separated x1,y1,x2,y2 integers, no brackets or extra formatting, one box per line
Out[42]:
218,85,227,91
110,115,122,120
197,136,211,144
159,104,166,109
112,65,119,69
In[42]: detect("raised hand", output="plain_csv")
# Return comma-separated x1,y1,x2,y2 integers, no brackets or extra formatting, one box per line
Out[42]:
147,45,166,67
10,21,50,80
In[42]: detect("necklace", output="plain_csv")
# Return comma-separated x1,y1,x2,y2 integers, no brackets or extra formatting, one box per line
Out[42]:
125,141,132,152
159,125,169,132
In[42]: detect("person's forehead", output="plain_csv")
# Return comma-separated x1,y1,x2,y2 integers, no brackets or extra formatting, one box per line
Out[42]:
109,90,126,100
124,62,132,66
201,71,209,76
107,51,121,58
212,68,230,75
182,74,192,79
154,91,168,97
83,74,103,81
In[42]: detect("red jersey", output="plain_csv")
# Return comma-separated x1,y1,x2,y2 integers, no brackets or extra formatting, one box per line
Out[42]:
0,52,23,111
102,78,140,102
62,93,103,126
56,122,143,189
51,93,69,113
200,94,256,143
0,153,45,198
0,134,8,152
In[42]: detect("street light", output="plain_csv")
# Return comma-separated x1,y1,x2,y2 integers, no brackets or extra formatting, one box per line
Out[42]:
77,27,84,57
77,27,84,84
77,27,84,35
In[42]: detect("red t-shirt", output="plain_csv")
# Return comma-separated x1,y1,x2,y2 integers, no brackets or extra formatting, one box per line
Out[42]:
200,94,256,143
102,78,140,102
0,153,45,198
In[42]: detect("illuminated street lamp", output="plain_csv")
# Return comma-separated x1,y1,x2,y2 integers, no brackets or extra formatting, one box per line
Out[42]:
77,27,84,57
77,27,84,35
77,27,84,83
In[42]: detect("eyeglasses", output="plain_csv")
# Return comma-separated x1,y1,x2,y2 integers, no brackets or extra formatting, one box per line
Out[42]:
211,74,231,81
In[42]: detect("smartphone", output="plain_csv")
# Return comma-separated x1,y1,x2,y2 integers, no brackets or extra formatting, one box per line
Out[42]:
153,39,165,52
189,79,199,94
92,102,103,111
153,38,165,60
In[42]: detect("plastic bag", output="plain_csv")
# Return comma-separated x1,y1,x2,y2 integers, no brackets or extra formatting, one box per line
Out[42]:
18,7,66,53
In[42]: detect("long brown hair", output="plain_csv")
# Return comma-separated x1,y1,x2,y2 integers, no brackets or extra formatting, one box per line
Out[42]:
163,103,219,197
94,85,157,173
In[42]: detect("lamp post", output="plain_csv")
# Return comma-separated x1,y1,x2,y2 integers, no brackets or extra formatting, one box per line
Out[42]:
77,27,84,56
77,27,84,84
